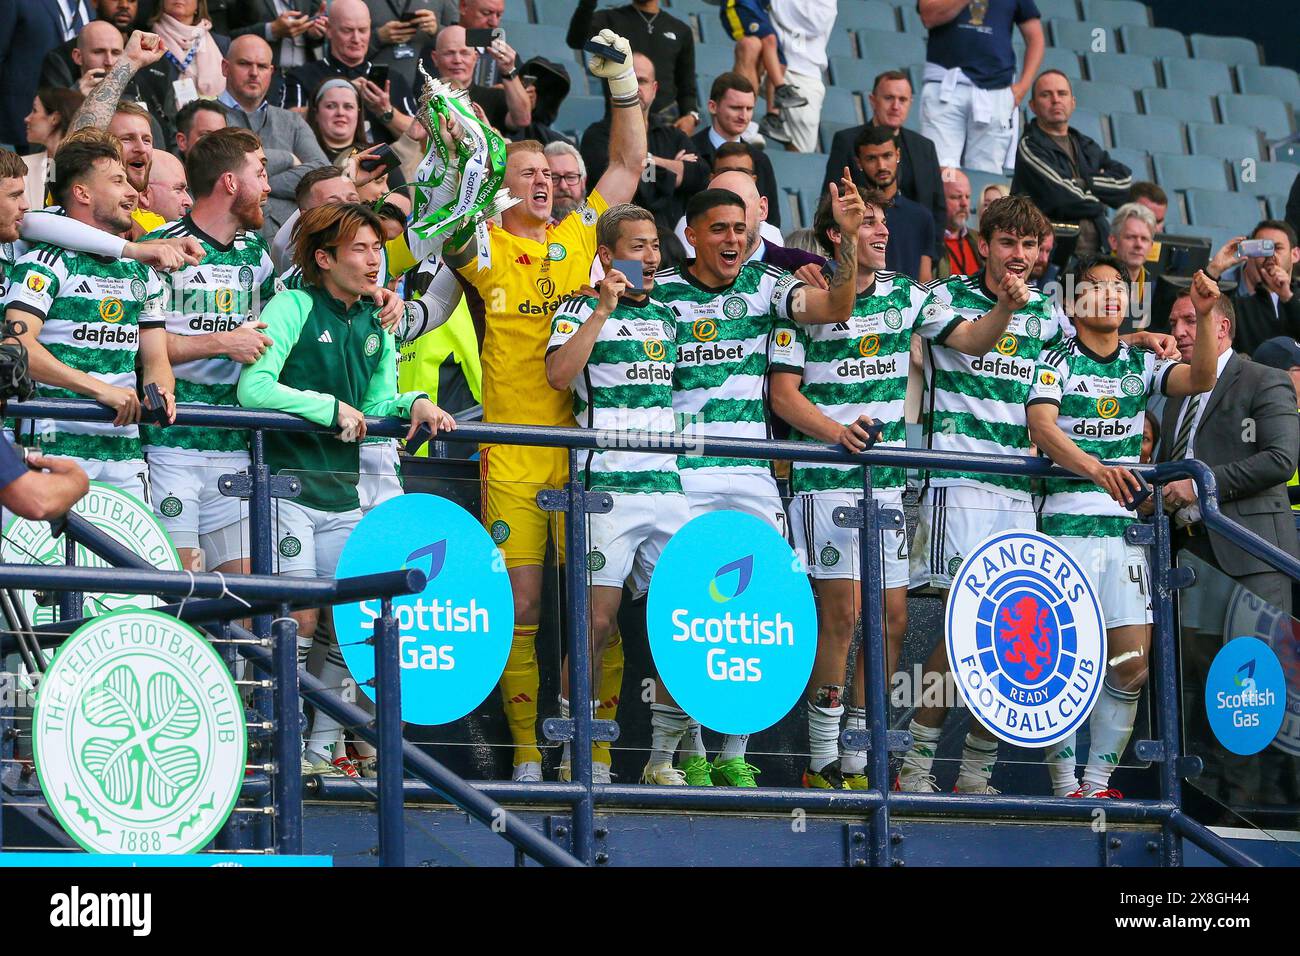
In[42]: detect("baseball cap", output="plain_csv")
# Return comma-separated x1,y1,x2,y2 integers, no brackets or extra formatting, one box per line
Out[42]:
1253,336,1300,371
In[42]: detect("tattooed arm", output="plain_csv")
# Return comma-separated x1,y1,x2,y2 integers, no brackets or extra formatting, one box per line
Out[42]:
69,30,167,133
790,172,864,325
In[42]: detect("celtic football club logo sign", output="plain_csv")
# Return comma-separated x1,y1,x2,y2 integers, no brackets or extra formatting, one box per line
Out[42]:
1024,316,1041,339
365,333,381,356
723,297,746,320
279,535,302,558
884,308,903,330
130,277,147,301
490,520,510,543
1,483,181,626
587,550,606,571
1120,374,1145,397
159,496,183,518
33,610,246,853
238,265,254,289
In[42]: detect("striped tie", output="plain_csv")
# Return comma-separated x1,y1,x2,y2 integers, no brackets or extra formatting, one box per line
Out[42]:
1170,393,1201,460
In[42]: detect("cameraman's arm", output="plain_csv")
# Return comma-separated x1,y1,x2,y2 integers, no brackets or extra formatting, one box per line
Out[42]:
0,451,89,521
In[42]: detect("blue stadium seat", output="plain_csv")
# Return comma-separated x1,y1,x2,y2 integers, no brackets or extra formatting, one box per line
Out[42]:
1118,24,1188,59
1159,57,1233,96
1187,122,1262,161
1237,66,1300,105
1084,52,1156,89
903,103,922,132
553,95,606,138
1040,48,1083,80
532,0,574,27
1140,88,1216,125
504,0,528,24
835,1,899,32
1275,141,1300,166
1081,0,1149,25
1235,160,1299,198
1036,0,1082,20
1069,108,1107,147
856,29,926,70
821,86,861,126
1217,94,1295,141
831,56,874,90
508,23,572,62
1189,33,1261,67
898,5,924,34
1150,152,1230,192
1071,80,1138,115
1111,113,1184,154
826,30,858,59
1105,146,1151,180
819,120,858,154
1183,188,1264,229
1267,194,1290,219
769,151,831,188
1050,19,1112,53
694,43,737,86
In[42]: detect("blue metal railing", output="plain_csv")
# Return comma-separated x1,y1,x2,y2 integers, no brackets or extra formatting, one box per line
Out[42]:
1,397,1285,867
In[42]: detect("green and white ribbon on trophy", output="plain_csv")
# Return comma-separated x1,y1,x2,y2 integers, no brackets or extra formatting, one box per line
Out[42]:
408,65,518,269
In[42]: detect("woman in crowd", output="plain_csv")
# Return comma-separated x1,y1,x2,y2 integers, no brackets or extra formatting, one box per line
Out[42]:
150,0,228,100
22,88,84,209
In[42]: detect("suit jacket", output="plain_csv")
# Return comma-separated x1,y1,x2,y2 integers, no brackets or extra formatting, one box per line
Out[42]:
690,126,781,230
0,0,65,149
823,123,945,263
229,0,326,65
1159,351,1300,577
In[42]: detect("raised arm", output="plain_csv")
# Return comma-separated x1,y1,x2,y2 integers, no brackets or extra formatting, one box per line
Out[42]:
791,173,863,325
546,280,622,390
1013,18,1045,106
589,31,648,206
941,270,1028,355
1163,271,1221,398
70,30,167,132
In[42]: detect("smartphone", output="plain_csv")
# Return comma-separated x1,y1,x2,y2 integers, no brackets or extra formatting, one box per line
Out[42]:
465,27,497,47
399,10,420,20
862,421,884,448
583,38,628,67
1239,238,1275,258
1124,478,1152,511
359,142,401,174
368,64,389,87
611,258,645,294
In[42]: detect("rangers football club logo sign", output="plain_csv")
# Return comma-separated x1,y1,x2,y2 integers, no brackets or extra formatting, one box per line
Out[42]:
946,530,1106,747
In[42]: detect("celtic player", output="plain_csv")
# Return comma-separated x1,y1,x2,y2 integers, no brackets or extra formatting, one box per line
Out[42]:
142,128,278,574
651,176,864,786
545,203,688,785
1028,260,1219,798
771,190,1025,789
237,202,454,775
3,135,175,501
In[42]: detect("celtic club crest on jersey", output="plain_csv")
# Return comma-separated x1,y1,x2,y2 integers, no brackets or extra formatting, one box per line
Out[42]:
946,530,1106,747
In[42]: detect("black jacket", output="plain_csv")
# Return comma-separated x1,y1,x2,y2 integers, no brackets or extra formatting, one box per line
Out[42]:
1230,280,1300,358
823,123,945,264
690,126,781,230
582,116,710,232
39,40,179,144
1011,119,1131,246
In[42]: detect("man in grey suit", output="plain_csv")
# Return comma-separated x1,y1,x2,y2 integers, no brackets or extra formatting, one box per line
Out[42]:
1158,288,1300,615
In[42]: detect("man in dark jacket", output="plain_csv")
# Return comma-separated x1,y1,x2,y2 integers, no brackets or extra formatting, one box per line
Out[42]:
1204,221,1300,357
822,71,945,265
691,72,780,230
1011,70,1130,257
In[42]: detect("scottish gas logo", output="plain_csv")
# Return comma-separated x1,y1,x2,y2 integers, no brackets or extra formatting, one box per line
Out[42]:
334,494,513,725
946,530,1106,747
1205,636,1285,755
647,511,815,735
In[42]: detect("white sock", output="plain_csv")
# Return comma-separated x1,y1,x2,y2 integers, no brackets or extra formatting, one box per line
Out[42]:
1045,732,1078,796
559,696,570,767
806,685,844,773
649,704,691,766
296,635,312,731
899,719,941,781
720,734,749,761
841,705,868,775
305,653,349,761
1083,678,1140,790
954,733,1000,792
680,722,707,762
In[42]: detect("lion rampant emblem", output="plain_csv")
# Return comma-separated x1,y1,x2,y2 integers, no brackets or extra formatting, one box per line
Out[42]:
998,596,1053,681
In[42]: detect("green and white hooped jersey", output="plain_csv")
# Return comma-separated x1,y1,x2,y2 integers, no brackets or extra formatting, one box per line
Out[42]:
1029,336,1175,537
918,271,1067,499
771,272,928,494
141,217,279,456
548,294,682,494
0,240,15,299
3,243,164,461
653,262,805,477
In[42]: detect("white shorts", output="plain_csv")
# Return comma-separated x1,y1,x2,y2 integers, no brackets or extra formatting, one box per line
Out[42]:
910,485,1035,590
72,458,149,504
147,449,250,564
1059,535,1153,630
682,471,787,538
275,498,362,577
358,440,403,514
782,68,826,155
789,489,909,588
587,491,690,591
920,80,1018,174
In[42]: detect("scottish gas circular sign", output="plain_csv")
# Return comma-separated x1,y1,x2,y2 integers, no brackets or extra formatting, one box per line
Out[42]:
1205,636,1286,756
646,511,816,735
333,494,515,725
946,530,1106,748
33,610,246,854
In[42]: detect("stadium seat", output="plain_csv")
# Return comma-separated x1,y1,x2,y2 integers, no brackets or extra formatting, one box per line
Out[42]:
1160,198,1187,228
1234,160,1300,198
1187,121,1262,161
1275,141,1300,166
1068,107,1107,147
1085,52,1156,90
1189,33,1261,67
1140,88,1217,125
1238,66,1300,105
769,151,832,194
1111,113,1184,155
1217,94,1295,141
1183,188,1264,229
1036,0,1082,20
897,4,924,34
1118,24,1188,59
856,29,925,71
831,56,873,90
504,0,528,24
821,86,862,126
553,95,605,138
835,1,898,31
532,0,574,27
1150,152,1230,192
1267,194,1290,219
1080,0,1149,25
826,30,858,59
1105,146,1150,180
1040,48,1083,81
1071,80,1138,115
819,120,858,154
508,24,571,62
694,43,738,86
1050,19,1112,53
1160,57,1233,96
